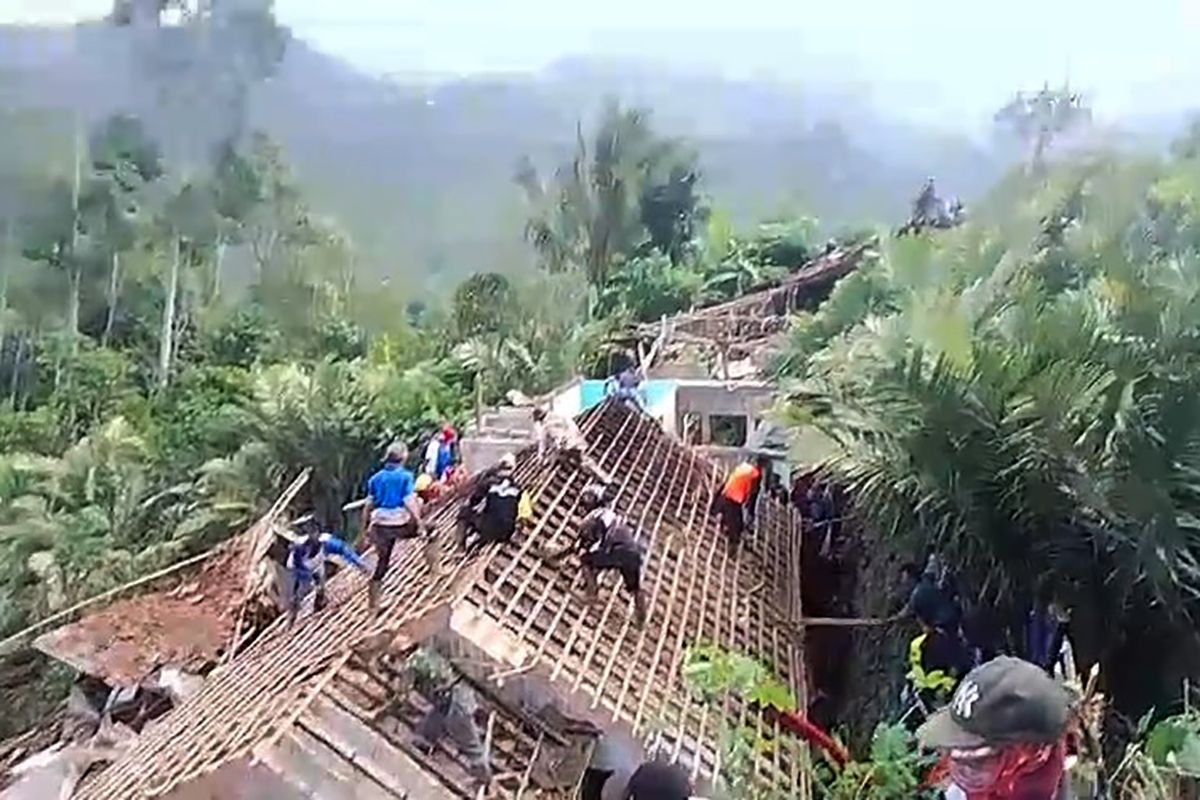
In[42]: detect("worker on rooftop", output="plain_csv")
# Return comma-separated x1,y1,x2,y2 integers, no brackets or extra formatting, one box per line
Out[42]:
457,452,533,552
422,423,460,482
541,484,647,627
361,441,433,613
605,359,646,410
405,647,491,786
532,406,613,483
285,519,369,626
711,453,771,552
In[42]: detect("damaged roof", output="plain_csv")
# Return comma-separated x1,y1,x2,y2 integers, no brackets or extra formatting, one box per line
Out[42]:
32,537,249,687
639,243,868,362
29,473,312,688
76,402,808,799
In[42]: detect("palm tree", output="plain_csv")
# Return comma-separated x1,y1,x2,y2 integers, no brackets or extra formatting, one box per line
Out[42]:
994,84,1092,173
516,100,664,309
778,154,1200,711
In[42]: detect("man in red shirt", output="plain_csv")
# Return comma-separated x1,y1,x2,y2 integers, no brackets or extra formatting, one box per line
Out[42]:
711,454,771,551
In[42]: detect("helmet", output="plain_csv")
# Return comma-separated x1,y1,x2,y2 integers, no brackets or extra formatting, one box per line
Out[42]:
580,484,606,510
415,474,434,493
498,453,517,471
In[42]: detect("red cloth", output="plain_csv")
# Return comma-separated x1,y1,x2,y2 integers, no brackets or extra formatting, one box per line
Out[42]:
775,711,848,766
949,739,1066,800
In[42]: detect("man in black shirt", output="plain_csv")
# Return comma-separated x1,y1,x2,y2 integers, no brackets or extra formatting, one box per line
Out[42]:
457,453,533,553
543,485,647,627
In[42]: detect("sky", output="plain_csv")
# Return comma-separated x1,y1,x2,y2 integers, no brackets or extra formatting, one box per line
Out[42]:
8,0,1200,128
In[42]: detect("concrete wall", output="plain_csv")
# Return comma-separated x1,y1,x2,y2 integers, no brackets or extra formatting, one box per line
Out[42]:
550,378,582,418
673,381,775,448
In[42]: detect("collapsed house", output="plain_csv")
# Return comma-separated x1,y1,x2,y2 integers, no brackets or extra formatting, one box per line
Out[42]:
637,242,870,379
0,474,311,798
70,401,808,799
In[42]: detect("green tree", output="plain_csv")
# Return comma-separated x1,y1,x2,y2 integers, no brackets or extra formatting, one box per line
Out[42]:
156,181,217,386
451,271,517,339
995,84,1092,172
82,114,165,346
778,154,1200,715
207,141,263,301
518,100,705,307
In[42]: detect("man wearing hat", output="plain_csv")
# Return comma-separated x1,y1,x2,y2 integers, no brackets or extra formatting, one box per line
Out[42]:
540,483,648,627
918,656,1075,799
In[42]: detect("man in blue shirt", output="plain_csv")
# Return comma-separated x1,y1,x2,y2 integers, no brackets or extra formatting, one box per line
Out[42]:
361,441,431,613
286,519,368,626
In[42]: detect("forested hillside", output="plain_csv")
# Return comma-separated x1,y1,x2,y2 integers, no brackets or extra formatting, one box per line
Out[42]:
2,18,1005,294
9,4,1200,796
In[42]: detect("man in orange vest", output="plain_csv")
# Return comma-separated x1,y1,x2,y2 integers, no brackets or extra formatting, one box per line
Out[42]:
711,454,771,551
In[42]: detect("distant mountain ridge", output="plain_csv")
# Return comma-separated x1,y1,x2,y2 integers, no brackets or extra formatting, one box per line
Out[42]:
1,21,1011,296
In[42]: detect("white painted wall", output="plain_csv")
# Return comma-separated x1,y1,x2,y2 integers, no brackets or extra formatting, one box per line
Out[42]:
549,378,583,418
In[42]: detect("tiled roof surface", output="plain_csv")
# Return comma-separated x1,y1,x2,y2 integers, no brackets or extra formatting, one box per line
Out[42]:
76,401,807,799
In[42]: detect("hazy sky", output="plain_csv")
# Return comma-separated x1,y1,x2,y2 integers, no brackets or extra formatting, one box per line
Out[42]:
10,0,1200,127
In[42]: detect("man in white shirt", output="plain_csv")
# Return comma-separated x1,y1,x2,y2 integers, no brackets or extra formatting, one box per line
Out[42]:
532,407,612,483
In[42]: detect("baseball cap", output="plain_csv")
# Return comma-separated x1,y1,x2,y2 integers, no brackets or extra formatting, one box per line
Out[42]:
498,452,517,470
917,657,1073,749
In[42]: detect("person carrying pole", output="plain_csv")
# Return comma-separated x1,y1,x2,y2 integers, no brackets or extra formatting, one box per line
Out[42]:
541,484,647,627
285,519,369,626
711,453,771,551
361,441,432,613
457,453,534,553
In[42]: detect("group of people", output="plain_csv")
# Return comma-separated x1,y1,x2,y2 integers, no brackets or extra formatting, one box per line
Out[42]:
283,405,647,630
903,557,1076,712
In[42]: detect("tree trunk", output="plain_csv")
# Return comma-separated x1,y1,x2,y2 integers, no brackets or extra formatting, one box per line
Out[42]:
474,372,484,431
813,517,911,751
102,251,120,347
1030,127,1050,174
158,236,180,387
67,116,83,349
0,219,11,362
211,238,225,301
9,336,24,406
65,267,81,346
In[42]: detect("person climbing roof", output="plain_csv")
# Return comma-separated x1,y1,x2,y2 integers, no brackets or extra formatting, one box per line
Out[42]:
711,453,771,552
361,441,433,613
457,452,533,553
532,406,613,483
284,519,368,626
540,482,647,627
